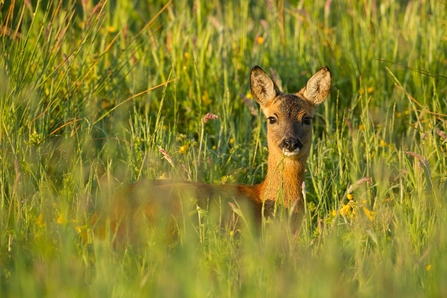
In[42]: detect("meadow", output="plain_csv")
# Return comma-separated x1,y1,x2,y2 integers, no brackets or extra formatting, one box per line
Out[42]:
1,0,447,296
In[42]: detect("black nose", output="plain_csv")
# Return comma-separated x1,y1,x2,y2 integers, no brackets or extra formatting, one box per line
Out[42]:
280,138,303,152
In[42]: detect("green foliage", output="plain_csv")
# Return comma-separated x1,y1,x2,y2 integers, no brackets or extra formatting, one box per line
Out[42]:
1,0,447,296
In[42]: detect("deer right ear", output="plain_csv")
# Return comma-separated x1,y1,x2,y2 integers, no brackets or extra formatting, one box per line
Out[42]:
250,66,281,107
301,66,332,106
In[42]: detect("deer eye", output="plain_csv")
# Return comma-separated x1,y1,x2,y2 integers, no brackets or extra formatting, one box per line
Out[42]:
303,116,313,125
267,116,277,124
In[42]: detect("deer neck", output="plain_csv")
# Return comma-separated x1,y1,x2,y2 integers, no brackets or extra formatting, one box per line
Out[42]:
259,151,306,208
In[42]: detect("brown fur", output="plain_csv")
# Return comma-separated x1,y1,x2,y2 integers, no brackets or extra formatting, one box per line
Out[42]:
93,66,331,241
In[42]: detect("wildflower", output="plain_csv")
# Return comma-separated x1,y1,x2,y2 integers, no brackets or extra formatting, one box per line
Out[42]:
107,26,117,33
76,225,89,243
256,36,265,45
229,138,235,145
396,112,402,118
178,144,188,154
57,213,67,225
36,213,45,228
362,207,376,221
340,204,352,216
347,193,354,200
367,87,374,93
426,264,432,271
379,140,387,148
359,124,365,131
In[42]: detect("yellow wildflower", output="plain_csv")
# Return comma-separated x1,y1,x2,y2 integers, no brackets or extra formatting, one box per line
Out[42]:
179,144,189,154
76,225,89,244
359,124,365,131
426,264,432,271
379,140,387,148
57,213,66,225
363,207,376,221
257,36,264,45
367,87,374,93
347,193,354,200
36,213,45,228
340,204,351,216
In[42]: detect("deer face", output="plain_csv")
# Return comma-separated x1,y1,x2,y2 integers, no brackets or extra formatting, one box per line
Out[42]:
250,66,331,159
262,94,315,158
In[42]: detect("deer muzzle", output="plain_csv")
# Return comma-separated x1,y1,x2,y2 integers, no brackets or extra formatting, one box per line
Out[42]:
280,137,303,157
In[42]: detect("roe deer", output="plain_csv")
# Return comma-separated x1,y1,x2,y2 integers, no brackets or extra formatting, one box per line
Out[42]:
93,66,331,240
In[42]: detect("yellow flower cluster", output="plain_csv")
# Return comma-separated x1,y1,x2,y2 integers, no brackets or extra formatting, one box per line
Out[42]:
35,212,90,243
335,193,376,222
358,87,374,95
178,144,189,154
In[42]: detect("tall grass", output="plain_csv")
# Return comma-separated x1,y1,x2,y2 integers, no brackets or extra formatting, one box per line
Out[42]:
1,0,446,296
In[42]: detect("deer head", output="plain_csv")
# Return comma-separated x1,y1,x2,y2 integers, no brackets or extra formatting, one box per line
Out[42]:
250,66,332,161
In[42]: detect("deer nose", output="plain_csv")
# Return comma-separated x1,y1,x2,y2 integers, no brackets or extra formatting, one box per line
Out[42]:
280,138,303,153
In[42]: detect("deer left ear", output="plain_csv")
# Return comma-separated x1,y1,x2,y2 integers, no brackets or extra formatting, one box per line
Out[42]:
250,66,281,107
301,66,332,105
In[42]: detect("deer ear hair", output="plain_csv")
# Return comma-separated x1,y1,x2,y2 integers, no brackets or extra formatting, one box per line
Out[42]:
301,66,332,105
250,66,281,107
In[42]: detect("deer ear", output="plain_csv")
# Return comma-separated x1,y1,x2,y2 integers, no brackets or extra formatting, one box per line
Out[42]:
301,66,332,105
250,66,281,107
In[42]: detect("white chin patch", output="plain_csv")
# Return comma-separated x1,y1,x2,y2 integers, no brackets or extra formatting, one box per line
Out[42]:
283,148,300,157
